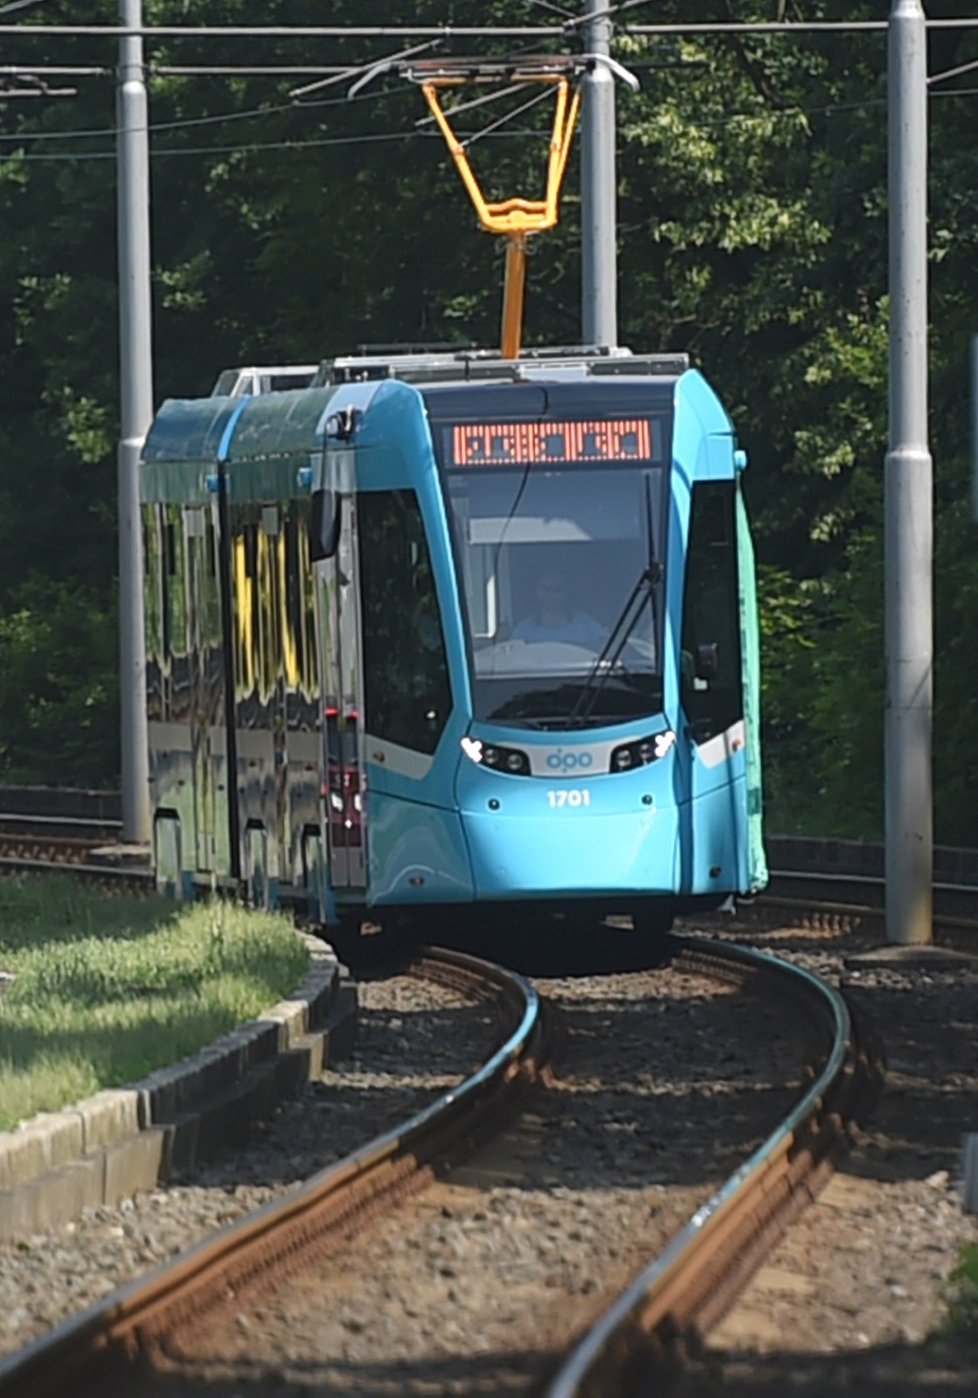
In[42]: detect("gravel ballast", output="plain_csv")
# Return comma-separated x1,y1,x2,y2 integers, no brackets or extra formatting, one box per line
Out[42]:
83,952,815,1395
0,969,502,1359
1,920,976,1395
668,917,978,1395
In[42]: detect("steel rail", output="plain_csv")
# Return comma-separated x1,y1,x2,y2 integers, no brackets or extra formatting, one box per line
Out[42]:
0,813,121,832
0,812,125,866
0,946,545,1398
0,857,152,889
544,934,875,1397
757,868,978,935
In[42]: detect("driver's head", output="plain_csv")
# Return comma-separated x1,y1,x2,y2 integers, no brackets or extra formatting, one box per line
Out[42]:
536,572,567,608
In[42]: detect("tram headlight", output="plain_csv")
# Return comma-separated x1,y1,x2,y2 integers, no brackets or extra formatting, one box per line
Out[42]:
485,744,529,775
610,729,676,773
462,737,530,775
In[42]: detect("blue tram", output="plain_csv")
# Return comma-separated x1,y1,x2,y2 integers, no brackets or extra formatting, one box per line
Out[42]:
141,346,766,932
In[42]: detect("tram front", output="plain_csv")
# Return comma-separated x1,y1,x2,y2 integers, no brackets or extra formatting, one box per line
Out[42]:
425,376,684,909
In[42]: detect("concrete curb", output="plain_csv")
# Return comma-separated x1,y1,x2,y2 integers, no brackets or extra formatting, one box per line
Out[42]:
0,932,357,1241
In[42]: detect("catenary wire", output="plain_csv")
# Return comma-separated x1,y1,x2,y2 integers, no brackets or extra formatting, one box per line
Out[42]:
3,20,978,38
1,129,539,162
289,38,443,100
0,0,53,15
458,82,558,148
0,81,417,144
7,83,978,162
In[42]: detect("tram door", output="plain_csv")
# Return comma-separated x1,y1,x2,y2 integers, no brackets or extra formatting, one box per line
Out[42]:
317,494,366,890
184,505,228,874
680,477,747,891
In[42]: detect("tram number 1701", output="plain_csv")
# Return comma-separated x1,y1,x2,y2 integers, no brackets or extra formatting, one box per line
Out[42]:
546,789,591,808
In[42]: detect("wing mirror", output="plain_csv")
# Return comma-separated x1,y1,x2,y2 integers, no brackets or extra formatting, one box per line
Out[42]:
309,488,340,560
694,642,719,682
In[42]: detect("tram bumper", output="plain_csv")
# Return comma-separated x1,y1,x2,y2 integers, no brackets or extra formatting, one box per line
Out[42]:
461,801,679,899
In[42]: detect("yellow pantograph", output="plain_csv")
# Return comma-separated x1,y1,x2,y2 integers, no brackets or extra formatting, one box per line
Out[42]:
419,66,581,359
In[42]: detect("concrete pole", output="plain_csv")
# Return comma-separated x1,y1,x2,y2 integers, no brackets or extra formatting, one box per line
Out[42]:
581,0,617,348
885,0,932,944
116,0,152,843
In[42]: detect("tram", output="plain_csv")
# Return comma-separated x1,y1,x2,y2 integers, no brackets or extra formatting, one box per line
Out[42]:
140,344,766,932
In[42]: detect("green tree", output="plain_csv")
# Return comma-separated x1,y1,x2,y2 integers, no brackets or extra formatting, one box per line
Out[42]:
0,0,976,846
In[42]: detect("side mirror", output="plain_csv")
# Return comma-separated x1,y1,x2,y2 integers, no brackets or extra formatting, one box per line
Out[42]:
309,488,340,561
694,642,719,681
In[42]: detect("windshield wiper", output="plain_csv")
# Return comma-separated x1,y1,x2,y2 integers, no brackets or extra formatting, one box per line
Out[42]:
566,564,660,726
568,474,662,727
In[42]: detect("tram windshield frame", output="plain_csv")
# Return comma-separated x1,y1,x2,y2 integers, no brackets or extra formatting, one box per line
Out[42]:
435,412,671,730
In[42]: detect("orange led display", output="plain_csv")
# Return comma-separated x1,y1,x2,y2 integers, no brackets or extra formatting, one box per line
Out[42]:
450,418,655,467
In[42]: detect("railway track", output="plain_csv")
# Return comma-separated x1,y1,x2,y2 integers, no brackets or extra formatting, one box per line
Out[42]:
0,945,547,1397
0,792,127,871
0,929,879,1397
542,936,880,1397
0,789,960,1393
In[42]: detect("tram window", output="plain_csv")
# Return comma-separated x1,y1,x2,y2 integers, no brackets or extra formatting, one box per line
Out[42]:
681,481,742,741
358,490,452,755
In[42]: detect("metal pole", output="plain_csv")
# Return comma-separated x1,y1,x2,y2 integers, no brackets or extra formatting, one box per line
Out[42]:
581,0,617,348
117,0,152,844
885,0,932,944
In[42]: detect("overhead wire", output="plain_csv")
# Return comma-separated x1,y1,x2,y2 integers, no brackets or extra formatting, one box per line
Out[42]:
0,77,417,144
1,17,978,42
3,128,556,162
457,82,560,148
6,73,978,163
0,0,53,14
415,82,532,127
289,38,443,100
2,8,977,160
929,55,978,86
526,1,576,19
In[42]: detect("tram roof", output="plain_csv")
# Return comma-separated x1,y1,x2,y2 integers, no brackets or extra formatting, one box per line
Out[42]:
143,346,694,469
318,344,690,387
143,386,337,465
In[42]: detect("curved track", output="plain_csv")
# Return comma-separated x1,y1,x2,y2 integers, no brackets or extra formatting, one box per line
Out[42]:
0,930,880,1398
0,947,546,1398
0,791,905,1392
543,934,881,1396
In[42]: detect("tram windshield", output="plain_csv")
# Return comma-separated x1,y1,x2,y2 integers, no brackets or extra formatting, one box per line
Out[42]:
439,416,669,729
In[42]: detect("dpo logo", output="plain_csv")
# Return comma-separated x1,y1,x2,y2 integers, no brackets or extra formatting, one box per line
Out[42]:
545,748,594,772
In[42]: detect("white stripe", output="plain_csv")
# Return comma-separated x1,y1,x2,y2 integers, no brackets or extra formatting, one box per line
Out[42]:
365,734,434,781
696,719,746,769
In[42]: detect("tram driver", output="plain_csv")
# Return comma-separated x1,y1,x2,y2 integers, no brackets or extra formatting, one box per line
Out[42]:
511,570,606,648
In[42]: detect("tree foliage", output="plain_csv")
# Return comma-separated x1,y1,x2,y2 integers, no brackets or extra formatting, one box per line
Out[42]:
1,1,977,841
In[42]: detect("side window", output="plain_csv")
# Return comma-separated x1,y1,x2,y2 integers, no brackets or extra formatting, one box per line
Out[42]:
681,481,743,742
358,490,452,754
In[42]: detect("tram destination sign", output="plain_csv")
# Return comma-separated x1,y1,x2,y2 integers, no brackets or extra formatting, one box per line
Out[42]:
448,417,660,468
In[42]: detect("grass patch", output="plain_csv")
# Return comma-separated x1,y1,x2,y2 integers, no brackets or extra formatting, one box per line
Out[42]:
942,1242,978,1336
0,874,310,1131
